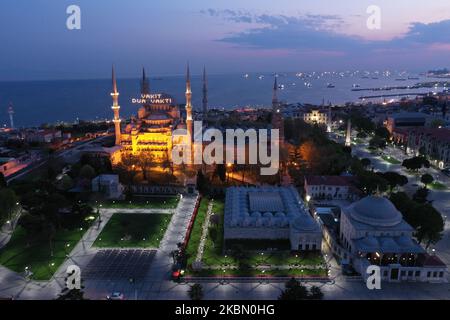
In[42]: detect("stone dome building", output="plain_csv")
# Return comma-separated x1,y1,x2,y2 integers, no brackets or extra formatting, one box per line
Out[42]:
224,186,322,251
339,195,447,283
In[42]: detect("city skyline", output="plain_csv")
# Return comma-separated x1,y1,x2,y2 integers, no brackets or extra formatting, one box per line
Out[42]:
0,0,450,80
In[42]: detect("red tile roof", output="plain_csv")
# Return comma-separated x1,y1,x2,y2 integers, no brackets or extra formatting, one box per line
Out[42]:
419,254,447,267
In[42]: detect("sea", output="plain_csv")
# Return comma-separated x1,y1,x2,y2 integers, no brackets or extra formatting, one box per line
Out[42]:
0,71,446,127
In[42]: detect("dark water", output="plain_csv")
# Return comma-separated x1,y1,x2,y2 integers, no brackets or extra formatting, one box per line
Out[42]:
0,71,443,127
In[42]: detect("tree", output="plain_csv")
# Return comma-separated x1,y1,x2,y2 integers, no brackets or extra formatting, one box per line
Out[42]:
137,153,155,181
0,172,7,188
0,188,18,222
56,174,74,191
196,170,208,195
357,132,368,139
413,187,429,203
79,164,96,180
402,156,430,172
418,146,427,157
279,278,309,300
18,213,42,246
415,204,444,248
350,112,375,133
390,192,444,248
116,153,139,195
421,174,434,188
57,288,86,300
42,221,56,257
161,151,173,175
379,172,408,193
308,286,324,300
430,119,445,129
360,158,371,169
215,164,226,183
188,283,204,300
369,136,387,149
357,171,388,195
374,126,390,141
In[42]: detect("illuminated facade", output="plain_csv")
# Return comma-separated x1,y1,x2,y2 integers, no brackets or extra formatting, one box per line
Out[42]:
303,108,328,126
112,66,192,161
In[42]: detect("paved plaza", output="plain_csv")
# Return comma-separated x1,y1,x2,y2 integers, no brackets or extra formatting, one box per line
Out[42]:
83,249,156,280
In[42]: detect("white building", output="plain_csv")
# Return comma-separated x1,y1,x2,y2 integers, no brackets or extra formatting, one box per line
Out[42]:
224,186,322,251
305,176,361,201
339,196,447,283
303,108,328,126
91,174,124,200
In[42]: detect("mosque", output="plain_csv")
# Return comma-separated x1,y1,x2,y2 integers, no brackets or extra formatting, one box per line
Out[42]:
224,186,322,251
108,65,284,166
341,195,447,283
110,65,197,162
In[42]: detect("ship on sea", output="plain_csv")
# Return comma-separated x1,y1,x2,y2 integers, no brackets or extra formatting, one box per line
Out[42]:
327,83,335,88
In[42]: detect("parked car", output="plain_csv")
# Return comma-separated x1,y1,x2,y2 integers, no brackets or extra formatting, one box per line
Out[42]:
106,292,124,300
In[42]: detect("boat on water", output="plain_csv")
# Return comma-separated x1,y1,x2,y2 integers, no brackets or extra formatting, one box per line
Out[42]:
327,83,335,88
244,73,249,78
352,84,361,88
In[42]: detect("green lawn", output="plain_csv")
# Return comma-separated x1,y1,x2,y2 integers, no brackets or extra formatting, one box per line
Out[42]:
100,196,179,209
381,155,401,165
0,220,94,280
430,181,447,190
94,213,172,248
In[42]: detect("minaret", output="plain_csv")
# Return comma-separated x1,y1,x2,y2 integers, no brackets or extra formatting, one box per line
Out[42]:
141,67,150,96
345,118,352,147
443,95,448,119
271,77,284,146
111,66,121,146
326,104,332,133
7,102,14,129
185,63,193,143
202,67,208,119
272,76,279,110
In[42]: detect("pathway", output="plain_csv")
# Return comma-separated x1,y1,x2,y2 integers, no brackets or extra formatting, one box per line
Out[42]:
195,200,213,263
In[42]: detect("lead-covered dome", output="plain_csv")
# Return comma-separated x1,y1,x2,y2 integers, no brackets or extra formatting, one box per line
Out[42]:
350,196,402,227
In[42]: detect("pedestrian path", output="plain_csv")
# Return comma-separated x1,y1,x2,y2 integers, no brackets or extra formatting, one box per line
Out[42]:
195,200,213,263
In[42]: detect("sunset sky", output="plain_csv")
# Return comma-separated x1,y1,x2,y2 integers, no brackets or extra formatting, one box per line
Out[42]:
1,0,449,80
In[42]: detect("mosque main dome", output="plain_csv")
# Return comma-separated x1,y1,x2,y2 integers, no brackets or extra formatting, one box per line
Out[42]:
348,196,403,227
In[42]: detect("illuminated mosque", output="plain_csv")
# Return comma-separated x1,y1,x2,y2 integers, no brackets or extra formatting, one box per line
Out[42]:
110,65,198,162
109,65,284,168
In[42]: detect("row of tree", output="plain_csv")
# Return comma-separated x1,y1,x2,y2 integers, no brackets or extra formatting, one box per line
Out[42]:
0,173,18,226
187,278,324,300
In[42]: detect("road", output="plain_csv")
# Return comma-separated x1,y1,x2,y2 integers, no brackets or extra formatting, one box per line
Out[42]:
6,135,112,183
